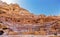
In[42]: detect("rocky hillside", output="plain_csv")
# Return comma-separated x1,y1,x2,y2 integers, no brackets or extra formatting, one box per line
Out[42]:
0,1,60,35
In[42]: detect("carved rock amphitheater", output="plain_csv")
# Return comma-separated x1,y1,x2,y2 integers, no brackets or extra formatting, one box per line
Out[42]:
0,1,60,35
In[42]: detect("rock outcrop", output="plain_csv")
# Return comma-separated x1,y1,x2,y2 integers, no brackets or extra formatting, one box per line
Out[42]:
0,1,60,35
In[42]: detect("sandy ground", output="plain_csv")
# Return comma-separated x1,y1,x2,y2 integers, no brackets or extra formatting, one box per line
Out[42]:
0,35,60,37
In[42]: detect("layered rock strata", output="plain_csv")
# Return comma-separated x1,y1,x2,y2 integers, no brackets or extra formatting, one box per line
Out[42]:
0,1,60,35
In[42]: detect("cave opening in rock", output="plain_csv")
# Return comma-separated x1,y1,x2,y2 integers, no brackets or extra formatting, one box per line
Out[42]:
0,10,6,14
0,30,4,35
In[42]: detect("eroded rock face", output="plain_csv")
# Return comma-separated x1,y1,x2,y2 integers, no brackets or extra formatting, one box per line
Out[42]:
0,1,60,35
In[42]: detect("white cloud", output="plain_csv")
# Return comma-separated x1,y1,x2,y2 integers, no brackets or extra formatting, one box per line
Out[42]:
1,0,17,4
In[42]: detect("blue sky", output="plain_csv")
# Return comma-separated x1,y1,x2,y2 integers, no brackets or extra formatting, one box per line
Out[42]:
16,0,60,16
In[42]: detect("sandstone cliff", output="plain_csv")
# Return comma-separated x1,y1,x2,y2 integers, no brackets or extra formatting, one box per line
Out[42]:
0,1,60,35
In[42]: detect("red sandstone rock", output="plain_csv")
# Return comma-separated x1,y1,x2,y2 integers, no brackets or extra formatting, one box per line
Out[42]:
0,1,60,35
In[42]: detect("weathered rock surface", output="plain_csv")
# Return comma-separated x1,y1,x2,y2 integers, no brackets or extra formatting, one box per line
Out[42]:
0,1,60,35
